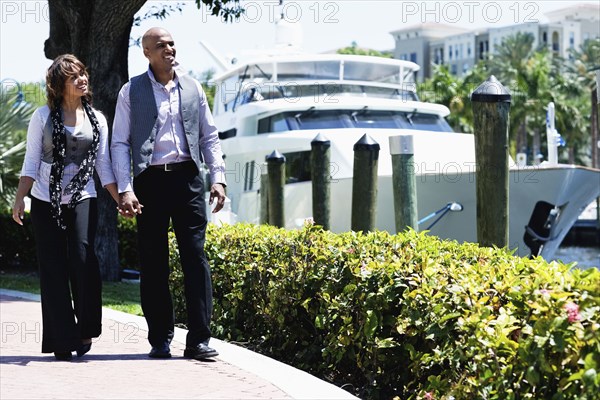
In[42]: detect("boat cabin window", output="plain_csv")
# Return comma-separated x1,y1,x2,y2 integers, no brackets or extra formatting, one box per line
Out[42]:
257,110,453,133
403,112,452,132
258,113,290,133
353,111,399,129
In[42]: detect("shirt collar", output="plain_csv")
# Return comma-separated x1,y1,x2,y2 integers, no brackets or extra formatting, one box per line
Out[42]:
147,63,182,87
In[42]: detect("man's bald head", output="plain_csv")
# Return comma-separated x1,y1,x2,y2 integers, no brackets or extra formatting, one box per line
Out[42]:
142,27,171,49
141,27,177,79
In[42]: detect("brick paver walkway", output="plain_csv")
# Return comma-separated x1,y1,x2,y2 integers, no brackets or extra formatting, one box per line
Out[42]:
0,290,357,400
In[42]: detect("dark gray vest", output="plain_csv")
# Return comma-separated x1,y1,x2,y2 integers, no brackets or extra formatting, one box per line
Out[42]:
41,110,94,165
129,72,202,176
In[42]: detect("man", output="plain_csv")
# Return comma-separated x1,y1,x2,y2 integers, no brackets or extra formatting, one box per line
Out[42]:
111,27,226,360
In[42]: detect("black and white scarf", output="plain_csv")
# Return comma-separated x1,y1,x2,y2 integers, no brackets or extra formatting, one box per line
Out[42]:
49,100,100,230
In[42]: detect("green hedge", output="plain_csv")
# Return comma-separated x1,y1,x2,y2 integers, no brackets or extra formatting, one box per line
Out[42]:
0,212,37,269
116,215,139,271
169,223,599,400
0,210,139,272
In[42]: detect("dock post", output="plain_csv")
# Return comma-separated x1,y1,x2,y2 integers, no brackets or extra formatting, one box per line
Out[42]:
266,150,286,228
389,135,418,232
311,134,331,229
260,162,269,224
471,75,512,248
351,134,379,232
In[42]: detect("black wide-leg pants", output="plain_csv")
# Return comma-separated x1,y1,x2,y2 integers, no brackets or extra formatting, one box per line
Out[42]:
30,196,102,353
133,164,213,348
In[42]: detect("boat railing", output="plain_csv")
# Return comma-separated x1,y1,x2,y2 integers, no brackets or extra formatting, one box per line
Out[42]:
215,56,419,85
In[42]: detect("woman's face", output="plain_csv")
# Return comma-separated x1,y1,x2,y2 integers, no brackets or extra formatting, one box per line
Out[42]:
63,68,88,99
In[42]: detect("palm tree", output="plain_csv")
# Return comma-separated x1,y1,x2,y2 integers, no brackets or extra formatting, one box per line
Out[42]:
551,53,588,165
487,33,559,161
419,64,472,132
565,38,600,166
488,33,533,141
0,92,35,210
419,62,491,133
566,38,600,88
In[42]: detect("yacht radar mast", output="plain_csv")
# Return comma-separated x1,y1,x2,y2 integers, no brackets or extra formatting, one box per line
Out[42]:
274,0,303,50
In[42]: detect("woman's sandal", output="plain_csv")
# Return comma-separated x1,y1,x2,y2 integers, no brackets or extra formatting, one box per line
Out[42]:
77,340,92,357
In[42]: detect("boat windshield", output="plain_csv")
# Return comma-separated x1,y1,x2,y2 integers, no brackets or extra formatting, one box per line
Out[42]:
217,57,419,113
223,84,418,112
238,60,415,84
257,110,453,133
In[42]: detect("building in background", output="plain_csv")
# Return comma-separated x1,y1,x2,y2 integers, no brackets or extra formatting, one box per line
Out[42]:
390,23,468,81
391,3,600,81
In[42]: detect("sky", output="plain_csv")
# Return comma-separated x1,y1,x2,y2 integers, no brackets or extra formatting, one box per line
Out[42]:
0,0,590,85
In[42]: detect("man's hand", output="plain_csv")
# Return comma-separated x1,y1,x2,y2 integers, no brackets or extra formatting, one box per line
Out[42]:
209,183,226,213
119,191,143,218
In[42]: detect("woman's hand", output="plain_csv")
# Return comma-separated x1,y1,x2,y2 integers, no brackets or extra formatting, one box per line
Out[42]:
12,176,34,226
12,197,26,226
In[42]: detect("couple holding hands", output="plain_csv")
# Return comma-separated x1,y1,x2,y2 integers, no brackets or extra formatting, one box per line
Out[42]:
12,27,226,362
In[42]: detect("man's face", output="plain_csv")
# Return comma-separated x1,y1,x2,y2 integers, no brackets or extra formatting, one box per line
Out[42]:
144,31,176,71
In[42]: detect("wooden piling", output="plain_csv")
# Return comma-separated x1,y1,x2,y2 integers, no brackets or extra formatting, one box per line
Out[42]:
311,134,331,229
471,75,511,248
351,134,379,232
260,162,269,224
266,150,286,228
390,135,418,232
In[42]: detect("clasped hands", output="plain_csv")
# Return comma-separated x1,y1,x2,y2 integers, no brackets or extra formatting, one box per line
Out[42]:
117,191,143,218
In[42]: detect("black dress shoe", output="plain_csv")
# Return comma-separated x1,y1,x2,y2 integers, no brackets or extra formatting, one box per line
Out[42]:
184,342,218,360
77,342,92,357
54,351,73,361
149,343,171,359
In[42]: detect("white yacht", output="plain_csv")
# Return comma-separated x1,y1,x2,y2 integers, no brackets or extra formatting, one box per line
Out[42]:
206,22,600,260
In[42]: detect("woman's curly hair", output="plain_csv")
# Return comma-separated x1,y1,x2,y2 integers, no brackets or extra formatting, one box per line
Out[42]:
46,54,92,110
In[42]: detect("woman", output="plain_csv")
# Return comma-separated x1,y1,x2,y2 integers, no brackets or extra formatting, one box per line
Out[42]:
12,54,119,361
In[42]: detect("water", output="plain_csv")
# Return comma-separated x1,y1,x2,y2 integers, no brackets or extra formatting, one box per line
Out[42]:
552,246,600,270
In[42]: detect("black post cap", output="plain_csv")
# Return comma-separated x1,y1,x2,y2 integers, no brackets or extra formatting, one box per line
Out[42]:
353,134,380,152
311,133,331,147
266,150,286,163
471,75,511,103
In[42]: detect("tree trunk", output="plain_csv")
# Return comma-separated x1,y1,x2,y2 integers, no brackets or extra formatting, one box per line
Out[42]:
516,121,527,154
45,0,146,281
568,147,575,164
